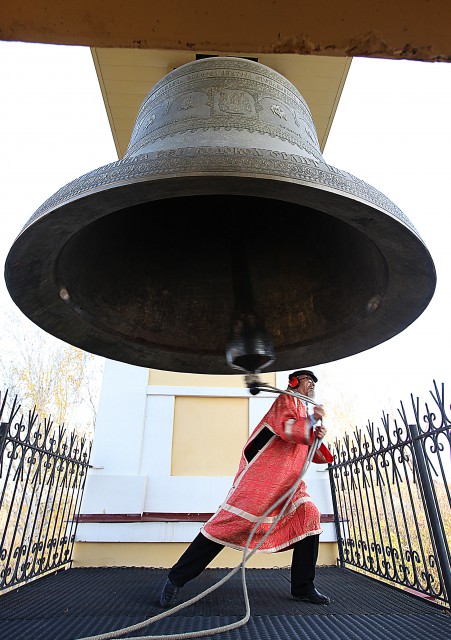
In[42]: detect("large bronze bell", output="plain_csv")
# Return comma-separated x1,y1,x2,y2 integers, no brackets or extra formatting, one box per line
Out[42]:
5,57,436,375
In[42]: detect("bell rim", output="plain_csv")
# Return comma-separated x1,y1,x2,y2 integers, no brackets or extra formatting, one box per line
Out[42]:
4,165,436,374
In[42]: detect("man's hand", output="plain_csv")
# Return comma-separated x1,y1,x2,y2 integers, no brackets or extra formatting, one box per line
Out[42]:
312,405,327,439
314,424,327,439
312,404,325,422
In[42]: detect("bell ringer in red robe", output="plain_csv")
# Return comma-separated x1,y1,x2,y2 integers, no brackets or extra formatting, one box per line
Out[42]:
159,369,333,607
202,389,333,552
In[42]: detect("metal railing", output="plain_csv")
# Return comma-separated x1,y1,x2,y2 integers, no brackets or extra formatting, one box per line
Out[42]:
0,389,91,593
329,380,451,607
1,377,450,608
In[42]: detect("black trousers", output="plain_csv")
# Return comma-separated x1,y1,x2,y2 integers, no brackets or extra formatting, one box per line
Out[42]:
168,532,319,596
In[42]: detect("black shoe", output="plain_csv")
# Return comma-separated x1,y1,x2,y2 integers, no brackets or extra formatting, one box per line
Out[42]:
293,588,330,604
159,578,180,608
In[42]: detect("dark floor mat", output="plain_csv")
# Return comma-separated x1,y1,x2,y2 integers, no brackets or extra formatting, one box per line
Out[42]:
0,567,448,640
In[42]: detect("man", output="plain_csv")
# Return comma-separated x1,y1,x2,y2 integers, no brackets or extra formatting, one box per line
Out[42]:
160,369,333,607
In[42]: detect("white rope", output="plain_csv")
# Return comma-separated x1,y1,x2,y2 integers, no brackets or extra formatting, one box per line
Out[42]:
75,389,321,640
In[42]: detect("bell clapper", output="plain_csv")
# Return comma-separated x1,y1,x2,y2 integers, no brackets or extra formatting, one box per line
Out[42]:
226,216,275,375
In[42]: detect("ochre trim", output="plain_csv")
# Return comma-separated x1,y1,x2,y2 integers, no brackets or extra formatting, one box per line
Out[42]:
76,512,336,523
72,540,338,569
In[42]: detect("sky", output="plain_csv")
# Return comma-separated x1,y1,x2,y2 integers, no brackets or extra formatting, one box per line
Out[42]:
318,56,451,421
1,41,450,430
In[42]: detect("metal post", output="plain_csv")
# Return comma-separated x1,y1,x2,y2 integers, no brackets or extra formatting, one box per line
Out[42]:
328,464,345,567
409,419,451,603
0,422,7,454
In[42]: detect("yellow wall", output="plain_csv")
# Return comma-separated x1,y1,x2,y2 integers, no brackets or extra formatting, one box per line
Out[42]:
172,396,248,476
149,369,277,477
73,541,338,568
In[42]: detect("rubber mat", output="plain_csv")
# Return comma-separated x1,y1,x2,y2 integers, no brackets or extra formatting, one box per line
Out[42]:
0,566,448,640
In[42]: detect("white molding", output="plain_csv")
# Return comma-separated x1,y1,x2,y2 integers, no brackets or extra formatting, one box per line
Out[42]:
76,521,336,543
81,475,147,514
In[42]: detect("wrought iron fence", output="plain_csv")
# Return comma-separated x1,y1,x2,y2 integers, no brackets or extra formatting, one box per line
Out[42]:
0,389,91,594
329,380,451,607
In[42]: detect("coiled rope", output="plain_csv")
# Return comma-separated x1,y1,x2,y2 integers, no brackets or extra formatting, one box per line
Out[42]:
76,386,321,640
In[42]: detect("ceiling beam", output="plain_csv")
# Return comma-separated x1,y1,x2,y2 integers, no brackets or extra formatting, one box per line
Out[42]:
1,1,450,62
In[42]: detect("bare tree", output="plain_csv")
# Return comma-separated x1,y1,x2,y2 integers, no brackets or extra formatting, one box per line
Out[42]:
0,306,103,437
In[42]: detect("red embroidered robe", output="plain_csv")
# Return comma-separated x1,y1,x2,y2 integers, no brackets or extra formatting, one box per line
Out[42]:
202,391,333,553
